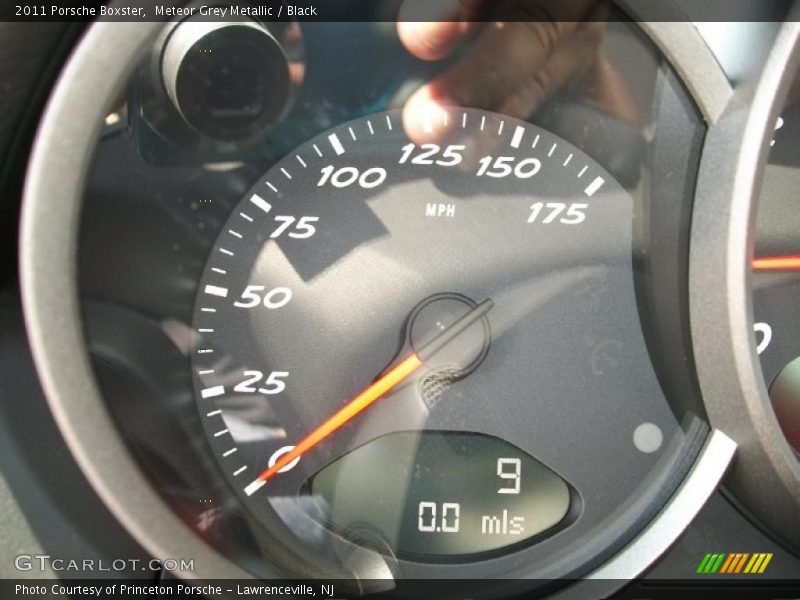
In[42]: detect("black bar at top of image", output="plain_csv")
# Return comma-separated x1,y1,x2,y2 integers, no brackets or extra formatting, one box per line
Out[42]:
0,0,795,23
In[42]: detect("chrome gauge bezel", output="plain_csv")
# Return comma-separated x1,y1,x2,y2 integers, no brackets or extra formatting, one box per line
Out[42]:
689,16,800,550
20,12,739,589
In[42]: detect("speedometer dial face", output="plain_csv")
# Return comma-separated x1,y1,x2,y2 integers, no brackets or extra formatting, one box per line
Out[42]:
191,108,688,574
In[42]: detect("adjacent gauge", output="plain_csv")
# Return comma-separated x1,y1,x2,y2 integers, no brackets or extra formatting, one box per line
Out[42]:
753,84,800,456
190,108,699,577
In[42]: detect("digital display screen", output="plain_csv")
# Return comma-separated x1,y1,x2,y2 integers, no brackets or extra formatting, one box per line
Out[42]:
309,431,575,558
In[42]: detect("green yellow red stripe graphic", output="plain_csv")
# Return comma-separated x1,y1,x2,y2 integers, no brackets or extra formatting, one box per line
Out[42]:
696,552,773,574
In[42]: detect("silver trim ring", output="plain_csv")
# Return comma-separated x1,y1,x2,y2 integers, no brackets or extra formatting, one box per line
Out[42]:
19,20,256,580
689,16,800,549
586,430,737,581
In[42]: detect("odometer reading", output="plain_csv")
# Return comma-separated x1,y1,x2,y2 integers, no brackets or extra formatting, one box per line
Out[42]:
310,432,573,557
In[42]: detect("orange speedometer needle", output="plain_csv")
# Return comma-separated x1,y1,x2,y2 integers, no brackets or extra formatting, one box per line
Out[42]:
753,255,800,271
244,298,494,495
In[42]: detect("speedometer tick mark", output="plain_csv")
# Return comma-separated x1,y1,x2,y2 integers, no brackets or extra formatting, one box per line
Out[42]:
367,120,374,135
548,143,557,157
239,212,253,222
204,285,228,298
201,308,216,313
198,349,214,354
385,115,393,130
497,121,504,135
296,155,307,168
578,165,588,178
265,182,278,193
214,429,229,437
222,448,237,457
280,168,292,180
564,153,573,166
313,144,323,157
348,127,357,141
211,268,226,275
244,480,265,496
329,133,345,155
249,194,272,214
198,369,214,375
228,229,243,239
206,409,222,417
510,125,524,148
202,386,225,399
584,176,605,197
233,466,247,476
198,328,214,333
462,112,467,128
219,248,234,256
480,115,485,131
532,134,540,148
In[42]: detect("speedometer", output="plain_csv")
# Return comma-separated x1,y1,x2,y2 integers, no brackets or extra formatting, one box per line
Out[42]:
191,108,689,573
19,11,743,592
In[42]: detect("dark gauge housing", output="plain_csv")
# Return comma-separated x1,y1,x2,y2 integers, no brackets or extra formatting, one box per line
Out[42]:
63,10,711,591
